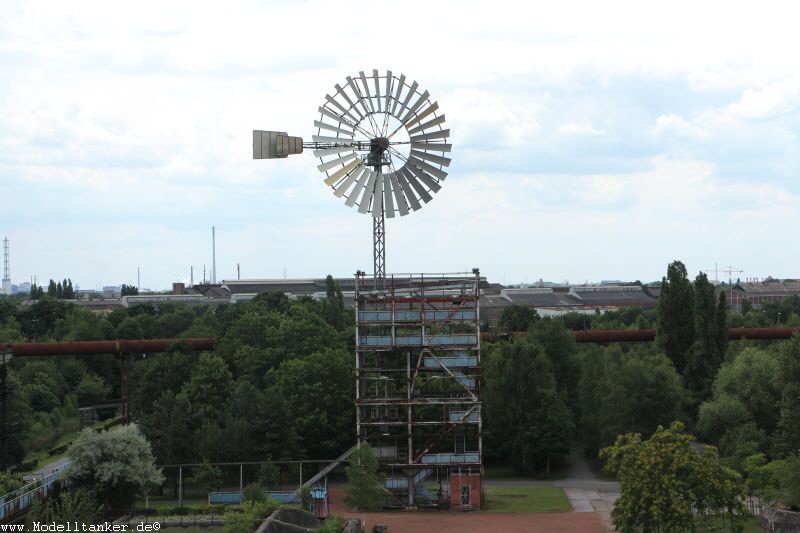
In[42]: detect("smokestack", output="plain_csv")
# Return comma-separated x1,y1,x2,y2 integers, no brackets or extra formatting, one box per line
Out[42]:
212,226,217,284
190,266,194,287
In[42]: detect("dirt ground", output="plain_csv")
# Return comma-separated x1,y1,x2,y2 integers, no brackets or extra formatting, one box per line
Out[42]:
327,487,609,533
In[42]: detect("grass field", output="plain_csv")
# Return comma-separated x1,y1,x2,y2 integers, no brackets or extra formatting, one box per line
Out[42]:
483,486,571,513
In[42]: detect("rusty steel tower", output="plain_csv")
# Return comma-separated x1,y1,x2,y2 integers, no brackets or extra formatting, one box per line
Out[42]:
354,270,483,510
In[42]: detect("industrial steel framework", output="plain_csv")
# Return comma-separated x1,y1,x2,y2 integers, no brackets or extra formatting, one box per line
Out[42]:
354,270,482,509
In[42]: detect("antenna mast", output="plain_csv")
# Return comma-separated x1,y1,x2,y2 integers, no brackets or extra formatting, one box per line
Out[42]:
1,237,9,294
212,226,217,284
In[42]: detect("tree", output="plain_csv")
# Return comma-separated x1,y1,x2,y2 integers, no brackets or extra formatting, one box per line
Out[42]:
121,284,139,296
115,316,143,339
685,272,725,402
697,347,781,453
484,338,574,474
773,335,800,456
323,274,346,329
269,348,354,458
577,346,689,455
66,424,164,512
343,442,388,511
656,260,694,374
181,353,234,421
188,461,223,493
601,421,748,533
498,304,539,332
74,373,111,406
26,488,102,524
138,390,195,467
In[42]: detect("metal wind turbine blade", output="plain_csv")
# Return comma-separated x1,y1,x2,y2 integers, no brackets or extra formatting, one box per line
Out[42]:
408,156,448,180
323,159,362,186
312,134,357,144
317,152,357,172
373,69,382,112
390,73,405,116
409,149,451,167
384,70,393,112
405,102,439,128
398,166,432,203
406,162,443,191
314,120,355,136
359,71,376,113
345,167,372,206
334,165,367,198
400,90,430,125
389,172,410,216
395,169,421,211
407,115,446,135
357,170,379,213
335,83,364,120
383,173,395,218
409,129,450,143
346,76,371,118
313,146,357,157
371,171,384,216
318,106,357,129
324,94,359,124
411,142,452,152
397,80,418,115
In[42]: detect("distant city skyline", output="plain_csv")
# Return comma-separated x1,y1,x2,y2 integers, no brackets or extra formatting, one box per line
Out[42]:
2,1,798,289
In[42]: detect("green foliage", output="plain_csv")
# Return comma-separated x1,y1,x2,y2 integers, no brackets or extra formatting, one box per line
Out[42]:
223,497,279,533
656,260,695,374
697,347,781,454
188,461,224,493
138,390,195,465
243,482,266,503
498,304,539,332
121,284,139,296
0,470,24,493
182,353,234,421
315,516,344,533
115,316,144,339
74,373,111,406
269,348,354,458
601,421,748,533
773,335,800,456
26,488,102,524
484,338,574,474
258,461,280,490
66,424,164,511
683,272,729,403
343,442,388,511
577,346,689,455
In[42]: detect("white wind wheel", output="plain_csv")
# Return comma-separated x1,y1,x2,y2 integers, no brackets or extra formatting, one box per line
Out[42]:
314,69,450,218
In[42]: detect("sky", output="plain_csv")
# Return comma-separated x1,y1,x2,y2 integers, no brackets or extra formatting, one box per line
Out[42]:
1,0,799,290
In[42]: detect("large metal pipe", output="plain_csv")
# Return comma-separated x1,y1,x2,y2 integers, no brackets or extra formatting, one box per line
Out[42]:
483,327,800,343
0,338,216,356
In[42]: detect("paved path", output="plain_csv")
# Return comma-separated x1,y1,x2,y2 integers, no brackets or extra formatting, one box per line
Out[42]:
22,457,70,481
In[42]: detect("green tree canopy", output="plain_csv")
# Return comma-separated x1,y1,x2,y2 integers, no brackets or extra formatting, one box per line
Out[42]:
601,421,747,533
656,260,694,374
343,442,388,512
67,424,164,512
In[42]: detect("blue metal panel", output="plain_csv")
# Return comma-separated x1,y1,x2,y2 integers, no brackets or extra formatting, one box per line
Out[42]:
449,411,480,422
420,453,480,464
385,478,408,489
268,492,302,503
360,335,479,346
424,357,478,368
209,492,243,504
358,310,477,322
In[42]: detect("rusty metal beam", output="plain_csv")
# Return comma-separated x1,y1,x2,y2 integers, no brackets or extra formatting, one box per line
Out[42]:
0,338,215,356
483,327,800,343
